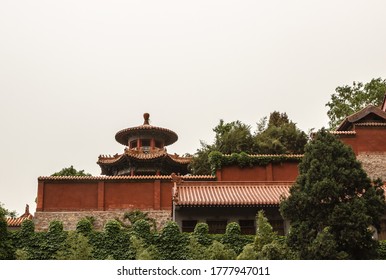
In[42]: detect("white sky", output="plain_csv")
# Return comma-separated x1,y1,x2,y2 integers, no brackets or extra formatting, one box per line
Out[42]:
1,0,386,215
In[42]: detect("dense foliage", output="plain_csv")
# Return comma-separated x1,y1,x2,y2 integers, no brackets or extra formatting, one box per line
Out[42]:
326,77,386,129
51,165,92,176
2,208,386,260
280,128,386,259
189,112,308,174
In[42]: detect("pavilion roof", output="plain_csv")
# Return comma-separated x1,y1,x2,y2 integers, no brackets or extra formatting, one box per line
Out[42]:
97,149,191,165
115,113,178,146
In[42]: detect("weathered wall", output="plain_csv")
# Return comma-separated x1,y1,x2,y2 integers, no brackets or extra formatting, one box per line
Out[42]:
33,210,171,231
357,152,386,181
217,162,299,182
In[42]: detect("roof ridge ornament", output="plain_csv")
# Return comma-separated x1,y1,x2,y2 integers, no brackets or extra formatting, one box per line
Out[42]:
143,112,150,125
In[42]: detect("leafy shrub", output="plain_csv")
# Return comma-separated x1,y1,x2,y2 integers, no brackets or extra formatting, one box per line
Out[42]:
206,240,236,260
156,221,188,260
193,223,212,246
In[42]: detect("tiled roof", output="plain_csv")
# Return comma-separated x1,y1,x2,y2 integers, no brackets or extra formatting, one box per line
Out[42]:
6,205,33,227
222,154,303,158
38,174,216,181
176,183,386,206
336,105,386,131
330,131,357,135
175,182,292,206
97,150,191,165
115,124,178,146
6,215,33,227
355,122,386,127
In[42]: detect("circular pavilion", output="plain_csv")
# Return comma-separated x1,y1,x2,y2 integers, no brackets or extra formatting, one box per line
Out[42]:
97,113,191,176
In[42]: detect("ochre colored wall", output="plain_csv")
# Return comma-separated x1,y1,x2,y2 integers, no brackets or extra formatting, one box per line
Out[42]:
43,182,98,211
217,162,299,182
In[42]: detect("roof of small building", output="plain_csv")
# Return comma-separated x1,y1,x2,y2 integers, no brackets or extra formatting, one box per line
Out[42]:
115,113,178,146
175,181,293,206
6,204,33,227
336,105,386,131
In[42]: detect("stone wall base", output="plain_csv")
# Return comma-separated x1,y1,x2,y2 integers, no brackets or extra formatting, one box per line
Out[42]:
357,152,386,181
33,210,172,232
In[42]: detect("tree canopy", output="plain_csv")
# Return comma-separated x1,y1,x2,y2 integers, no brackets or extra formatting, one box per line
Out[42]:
189,112,308,175
51,165,92,176
326,77,386,129
280,128,386,259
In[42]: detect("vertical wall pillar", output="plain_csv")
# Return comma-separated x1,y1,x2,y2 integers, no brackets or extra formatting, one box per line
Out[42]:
216,169,222,181
36,180,45,211
266,163,273,181
153,180,161,210
97,181,105,211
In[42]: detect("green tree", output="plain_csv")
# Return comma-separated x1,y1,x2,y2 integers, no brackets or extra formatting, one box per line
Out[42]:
51,165,92,176
0,202,17,218
0,203,15,259
189,120,254,175
254,210,276,252
254,111,308,154
326,78,386,129
189,114,308,175
280,128,386,259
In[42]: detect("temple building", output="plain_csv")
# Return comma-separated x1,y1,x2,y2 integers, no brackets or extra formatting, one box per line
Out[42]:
33,98,386,238
97,113,190,176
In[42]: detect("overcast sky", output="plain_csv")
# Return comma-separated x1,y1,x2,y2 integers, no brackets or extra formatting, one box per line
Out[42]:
1,0,386,215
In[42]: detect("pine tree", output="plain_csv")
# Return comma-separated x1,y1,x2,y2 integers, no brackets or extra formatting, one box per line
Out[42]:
280,128,385,259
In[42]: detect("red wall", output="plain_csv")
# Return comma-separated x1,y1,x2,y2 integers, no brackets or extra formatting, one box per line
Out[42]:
38,179,173,211
43,182,98,211
216,162,299,182
355,127,386,153
272,162,299,181
339,127,386,154
104,182,154,209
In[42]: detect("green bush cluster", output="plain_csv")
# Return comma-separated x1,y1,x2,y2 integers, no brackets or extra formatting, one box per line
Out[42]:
3,210,386,260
